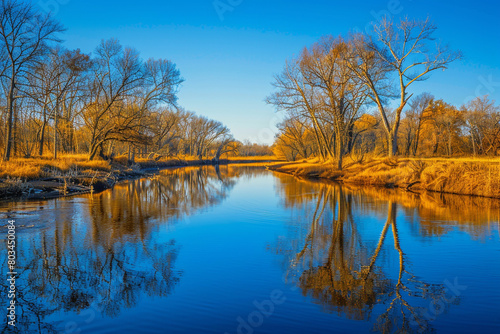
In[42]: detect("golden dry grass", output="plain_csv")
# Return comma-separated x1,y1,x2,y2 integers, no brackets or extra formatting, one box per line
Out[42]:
134,155,281,169
344,158,417,186
228,162,275,168
226,155,278,161
113,154,204,165
420,161,500,197
0,154,111,180
267,160,343,179
268,156,500,198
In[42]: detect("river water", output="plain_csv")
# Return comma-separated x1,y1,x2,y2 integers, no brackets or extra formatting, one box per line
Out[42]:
1,166,499,333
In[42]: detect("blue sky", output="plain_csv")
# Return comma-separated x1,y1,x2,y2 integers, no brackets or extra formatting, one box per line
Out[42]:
39,0,500,144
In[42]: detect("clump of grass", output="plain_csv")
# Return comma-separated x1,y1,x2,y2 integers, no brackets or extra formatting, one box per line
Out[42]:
0,160,44,179
267,160,344,179
0,177,26,197
75,160,110,171
345,160,415,186
408,160,428,179
421,161,500,198
381,157,399,167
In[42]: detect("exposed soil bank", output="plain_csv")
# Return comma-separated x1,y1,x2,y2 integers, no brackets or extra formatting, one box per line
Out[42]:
0,158,281,201
267,157,500,199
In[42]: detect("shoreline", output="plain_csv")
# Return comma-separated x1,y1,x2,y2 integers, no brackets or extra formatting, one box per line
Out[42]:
0,158,281,202
266,157,500,200
3,156,499,202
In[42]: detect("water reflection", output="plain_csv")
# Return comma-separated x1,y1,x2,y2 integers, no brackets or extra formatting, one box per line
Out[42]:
356,185,500,240
0,166,496,333
271,174,499,333
0,166,253,333
87,166,238,242
293,185,391,321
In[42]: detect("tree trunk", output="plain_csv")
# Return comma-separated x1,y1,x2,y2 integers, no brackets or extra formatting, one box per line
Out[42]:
448,133,452,157
39,108,47,156
412,125,421,156
3,78,16,161
13,102,18,157
88,138,104,161
213,143,224,163
54,104,58,159
88,144,99,161
336,135,343,170
471,134,476,156
388,132,398,157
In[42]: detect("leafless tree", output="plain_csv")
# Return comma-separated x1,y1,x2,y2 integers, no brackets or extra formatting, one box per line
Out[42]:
401,92,433,156
267,59,333,160
462,95,500,155
300,36,369,168
27,47,90,157
351,17,461,156
0,0,64,160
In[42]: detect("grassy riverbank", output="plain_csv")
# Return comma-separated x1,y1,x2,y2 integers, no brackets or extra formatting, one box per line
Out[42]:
267,157,500,199
0,155,280,200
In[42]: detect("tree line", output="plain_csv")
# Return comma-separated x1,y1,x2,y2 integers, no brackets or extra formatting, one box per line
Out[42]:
268,17,499,166
0,0,248,162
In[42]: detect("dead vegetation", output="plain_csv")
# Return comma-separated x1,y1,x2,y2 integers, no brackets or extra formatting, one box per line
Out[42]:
420,161,500,197
0,155,111,180
268,157,500,198
0,154,282,200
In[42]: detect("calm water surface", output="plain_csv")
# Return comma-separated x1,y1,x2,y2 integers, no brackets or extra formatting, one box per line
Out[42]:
1,166,499,333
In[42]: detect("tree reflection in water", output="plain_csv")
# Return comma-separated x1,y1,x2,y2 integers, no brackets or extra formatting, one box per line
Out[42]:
272,174,480,333
0,166,246,333
295,186,392,321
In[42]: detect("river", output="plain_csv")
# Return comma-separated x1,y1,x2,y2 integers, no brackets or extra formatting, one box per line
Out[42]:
1,165,499,333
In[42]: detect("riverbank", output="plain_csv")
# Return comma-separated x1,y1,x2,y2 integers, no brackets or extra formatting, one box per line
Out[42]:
267,157,500,199
0,155,280,201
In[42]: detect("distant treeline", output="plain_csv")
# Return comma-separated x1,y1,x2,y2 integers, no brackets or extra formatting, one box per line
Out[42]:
267,17,499,167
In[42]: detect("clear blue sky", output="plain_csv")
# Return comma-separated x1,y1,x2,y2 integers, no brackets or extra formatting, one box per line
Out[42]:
40,0,500,144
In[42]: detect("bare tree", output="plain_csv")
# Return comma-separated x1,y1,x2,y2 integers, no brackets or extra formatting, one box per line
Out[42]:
147,108,183,159
401,92,433,156
276,115,315,160
300,36,369,168
82,39,144,160
351,17,461,156
0,0,64,161
191,116,230,158
27,47,90,157
82,39,184,160
462,95,500,155
212,135,237,162
267,59,333,160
